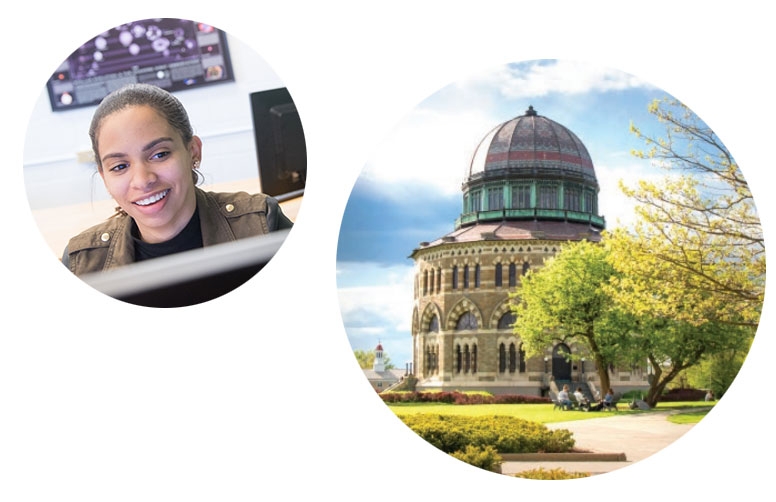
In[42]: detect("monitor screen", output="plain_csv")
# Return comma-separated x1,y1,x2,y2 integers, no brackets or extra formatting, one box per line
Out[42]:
47,18,234,112
250,88,307,199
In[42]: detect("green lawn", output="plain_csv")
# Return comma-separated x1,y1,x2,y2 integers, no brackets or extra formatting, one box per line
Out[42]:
388,401,713,424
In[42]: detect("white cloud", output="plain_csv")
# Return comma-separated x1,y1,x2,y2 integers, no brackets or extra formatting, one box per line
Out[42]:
362,107,495,197
465,60,652,99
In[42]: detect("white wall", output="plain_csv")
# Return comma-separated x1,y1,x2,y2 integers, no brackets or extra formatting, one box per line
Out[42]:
22,30,287,255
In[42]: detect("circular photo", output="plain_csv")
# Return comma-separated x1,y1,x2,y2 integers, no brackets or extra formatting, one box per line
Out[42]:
24,18,306,308
336,59,764,478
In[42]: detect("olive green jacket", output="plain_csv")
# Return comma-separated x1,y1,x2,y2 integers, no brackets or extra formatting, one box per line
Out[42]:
62,188,293,276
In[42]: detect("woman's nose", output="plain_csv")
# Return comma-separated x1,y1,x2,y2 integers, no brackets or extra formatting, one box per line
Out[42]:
131,162,158,188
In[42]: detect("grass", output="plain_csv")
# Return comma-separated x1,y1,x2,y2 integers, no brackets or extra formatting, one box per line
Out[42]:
666,409,710,424
388,401,713,425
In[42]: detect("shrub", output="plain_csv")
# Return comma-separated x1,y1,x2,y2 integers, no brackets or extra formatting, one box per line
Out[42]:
659,388,706,402
514,467,590,480
380,391,551,405
399,414,575,454
450,445,503,473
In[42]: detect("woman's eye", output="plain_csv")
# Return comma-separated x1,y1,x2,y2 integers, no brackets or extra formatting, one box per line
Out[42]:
109,163,128,172
152,151,171,160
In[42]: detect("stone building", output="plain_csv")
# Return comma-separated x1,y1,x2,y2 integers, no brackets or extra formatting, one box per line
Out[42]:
409,106,648,397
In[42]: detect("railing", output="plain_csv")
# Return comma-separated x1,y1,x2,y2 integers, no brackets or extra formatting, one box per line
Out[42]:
455,208,606,229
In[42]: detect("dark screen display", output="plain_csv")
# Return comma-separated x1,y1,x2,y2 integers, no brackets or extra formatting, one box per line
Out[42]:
47,18,234,111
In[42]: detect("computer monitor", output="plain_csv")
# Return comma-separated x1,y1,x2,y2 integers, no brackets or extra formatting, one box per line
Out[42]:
81,229,289,307
250,88,306,200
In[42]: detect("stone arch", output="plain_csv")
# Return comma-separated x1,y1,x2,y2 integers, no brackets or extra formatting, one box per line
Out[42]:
445,298,484,332
489,299,516,330
419,302,443,333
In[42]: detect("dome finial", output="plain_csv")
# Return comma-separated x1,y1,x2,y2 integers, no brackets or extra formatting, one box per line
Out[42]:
525,105,537,116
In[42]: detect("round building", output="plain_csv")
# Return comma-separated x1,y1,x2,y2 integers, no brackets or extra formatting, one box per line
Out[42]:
410,106,646,396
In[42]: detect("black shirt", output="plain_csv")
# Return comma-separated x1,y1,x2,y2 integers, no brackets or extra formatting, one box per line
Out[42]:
132,208,203,262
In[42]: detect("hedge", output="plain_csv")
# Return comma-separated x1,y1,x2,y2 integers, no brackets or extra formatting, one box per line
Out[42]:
399,414,574,454
381,391,550,405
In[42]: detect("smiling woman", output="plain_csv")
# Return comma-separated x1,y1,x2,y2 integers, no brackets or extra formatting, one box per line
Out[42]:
61,83,294,306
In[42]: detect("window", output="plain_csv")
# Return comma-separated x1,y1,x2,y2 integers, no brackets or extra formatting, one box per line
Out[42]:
437,267,442,292
487,187,504,210
509,343,517,373
464,345,471,373
456,345,462,374
428,315,439,333
422,270,428,296
499,343,506,373
509,263,517,287
495,263,503,287
452,265,458,289
538,184,558,209
564,185,581,212
472,345,478,374
498,312,516,330
522,261,530,276
469,190,482,212
463,264,469,289
474,264,481,288
456,312,478,330
584,191,596,214
512,185,531,209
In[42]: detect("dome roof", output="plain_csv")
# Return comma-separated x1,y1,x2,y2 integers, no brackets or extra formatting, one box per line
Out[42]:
468,106,597,186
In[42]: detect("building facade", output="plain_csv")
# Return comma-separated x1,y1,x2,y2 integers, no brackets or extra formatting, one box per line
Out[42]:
410,106,648,396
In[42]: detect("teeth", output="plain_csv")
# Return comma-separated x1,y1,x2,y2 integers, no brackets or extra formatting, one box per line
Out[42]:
135,189,169,206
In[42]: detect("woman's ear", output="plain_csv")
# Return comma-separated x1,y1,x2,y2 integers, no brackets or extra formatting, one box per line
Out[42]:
189,135,203,166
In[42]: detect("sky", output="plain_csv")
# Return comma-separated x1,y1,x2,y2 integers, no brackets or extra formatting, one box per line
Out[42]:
335,59,714,369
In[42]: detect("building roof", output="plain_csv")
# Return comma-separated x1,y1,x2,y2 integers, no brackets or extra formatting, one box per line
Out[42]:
468,105,597,186
363,369,405,382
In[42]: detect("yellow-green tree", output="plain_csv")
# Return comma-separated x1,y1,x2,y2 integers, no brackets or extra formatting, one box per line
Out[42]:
604,98,762,404
619,98,764,328
511,240,637,393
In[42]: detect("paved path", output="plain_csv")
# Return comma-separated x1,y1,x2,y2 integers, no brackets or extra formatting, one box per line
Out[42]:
500,410,697,476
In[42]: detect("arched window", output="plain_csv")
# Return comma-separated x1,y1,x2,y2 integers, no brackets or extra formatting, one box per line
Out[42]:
463,264,469,289
509,343,517,373
428,315,439,333
499,343,506,373
522,261,531,276
498,312,516,330
509,263,517,287
423,270,428,296
519,345,526,373
495,263,503,287
455,344,462,374
437,267,442,292
472,345,478,373
452,265,458,289
456,312,478,331
474,264,481,288
429,268,434,294
464,345,471,373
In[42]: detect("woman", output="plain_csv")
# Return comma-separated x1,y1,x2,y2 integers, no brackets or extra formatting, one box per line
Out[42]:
62,83,293,301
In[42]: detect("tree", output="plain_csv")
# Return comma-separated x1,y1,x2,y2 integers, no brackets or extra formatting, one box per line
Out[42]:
353,349,395,370
602,97,763,405
511,240,636,393
623,97,764,327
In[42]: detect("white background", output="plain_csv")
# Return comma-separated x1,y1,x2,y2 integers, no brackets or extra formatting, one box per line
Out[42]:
1,1,772,499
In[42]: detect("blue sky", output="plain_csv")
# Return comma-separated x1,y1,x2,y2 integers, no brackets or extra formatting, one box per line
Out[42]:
335,59,706,369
